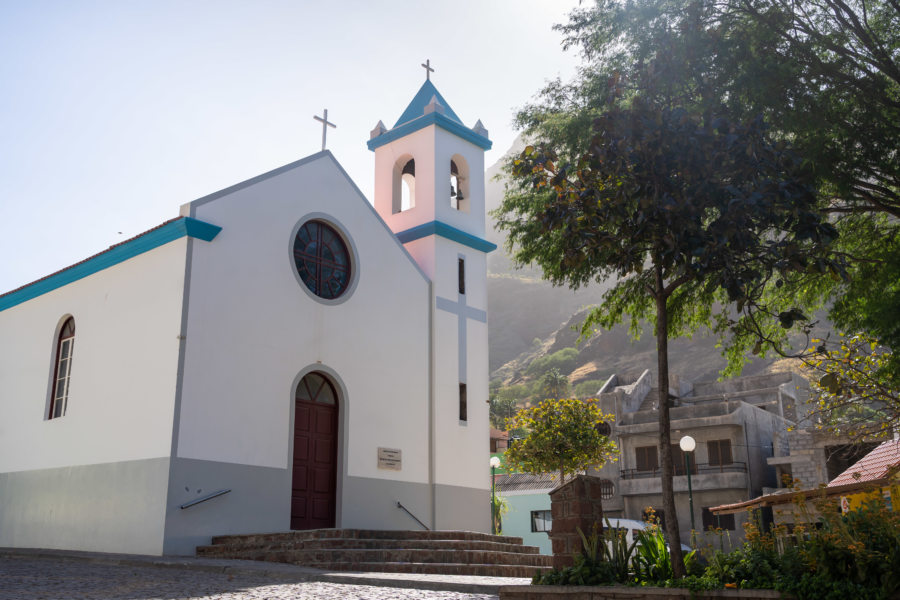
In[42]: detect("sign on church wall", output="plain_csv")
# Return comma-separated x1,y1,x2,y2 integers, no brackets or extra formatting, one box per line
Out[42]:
377,447,402,471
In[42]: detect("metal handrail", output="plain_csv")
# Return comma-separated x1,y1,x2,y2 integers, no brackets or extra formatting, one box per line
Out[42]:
180,489,231,509
396,501,430,530
620,462,747,480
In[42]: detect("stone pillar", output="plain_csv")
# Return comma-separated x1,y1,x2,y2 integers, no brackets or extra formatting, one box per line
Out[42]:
548,474,606,569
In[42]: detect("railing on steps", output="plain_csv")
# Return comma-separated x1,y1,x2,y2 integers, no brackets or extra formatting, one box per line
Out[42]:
180,488,231,509
396,501,430,530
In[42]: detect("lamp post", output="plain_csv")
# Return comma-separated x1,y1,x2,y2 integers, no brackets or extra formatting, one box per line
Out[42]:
679,435,696,534
490,456,501,535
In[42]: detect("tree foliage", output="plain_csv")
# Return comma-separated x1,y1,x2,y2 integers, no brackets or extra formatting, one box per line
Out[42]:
504,397,617,485
539,367,572,400
536,0,900,432
498,79,838,574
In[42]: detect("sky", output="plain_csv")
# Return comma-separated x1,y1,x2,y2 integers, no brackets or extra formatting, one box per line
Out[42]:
0,0,584,293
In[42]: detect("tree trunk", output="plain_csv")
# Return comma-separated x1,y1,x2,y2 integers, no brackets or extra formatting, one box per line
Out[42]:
655,265,686,578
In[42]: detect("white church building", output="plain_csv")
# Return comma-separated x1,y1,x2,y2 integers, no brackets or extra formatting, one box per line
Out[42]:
0,77,494,555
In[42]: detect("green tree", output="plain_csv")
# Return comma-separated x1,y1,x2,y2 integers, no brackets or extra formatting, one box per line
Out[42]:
504,397,618,487
550,0,900,427
497,93,837,576
527,347,580,377
489,394,518,430
539,368,571,399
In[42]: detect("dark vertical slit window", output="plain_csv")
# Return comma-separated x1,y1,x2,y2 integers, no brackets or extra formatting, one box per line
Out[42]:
458,258,465,295
459,383,467,421
49,317,75,419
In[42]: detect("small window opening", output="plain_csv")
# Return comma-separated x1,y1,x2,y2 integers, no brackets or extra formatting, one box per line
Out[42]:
400,159,415,212
531,510,552,532
49,317,75,419
458,257,465,295
459,383,467,422
450,160,462,210
449,156,469,212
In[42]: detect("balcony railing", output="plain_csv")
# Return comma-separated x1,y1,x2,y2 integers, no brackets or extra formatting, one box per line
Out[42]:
620,461,747,480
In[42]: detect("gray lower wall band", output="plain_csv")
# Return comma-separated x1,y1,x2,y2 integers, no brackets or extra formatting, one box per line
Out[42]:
0,458,170,555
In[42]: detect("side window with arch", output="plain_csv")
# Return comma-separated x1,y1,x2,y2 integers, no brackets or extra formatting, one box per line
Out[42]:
393,157,416,214
48,317,75,419
450,155,469,212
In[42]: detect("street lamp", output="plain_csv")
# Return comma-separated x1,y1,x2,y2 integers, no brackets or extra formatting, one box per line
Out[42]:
490,456,501,534
679,435,696,534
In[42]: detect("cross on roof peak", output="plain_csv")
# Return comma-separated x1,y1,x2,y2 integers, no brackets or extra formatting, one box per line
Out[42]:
421,59,434,81
313,109,336,151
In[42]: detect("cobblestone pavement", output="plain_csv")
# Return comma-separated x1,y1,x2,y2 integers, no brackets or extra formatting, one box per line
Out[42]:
0,556,500,600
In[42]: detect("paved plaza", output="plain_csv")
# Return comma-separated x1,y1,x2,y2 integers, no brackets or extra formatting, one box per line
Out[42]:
0,554,506,600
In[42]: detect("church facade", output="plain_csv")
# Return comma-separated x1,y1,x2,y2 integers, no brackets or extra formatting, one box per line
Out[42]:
0,79,494,555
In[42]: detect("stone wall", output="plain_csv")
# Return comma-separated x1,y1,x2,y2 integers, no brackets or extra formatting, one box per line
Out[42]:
548,475,607,569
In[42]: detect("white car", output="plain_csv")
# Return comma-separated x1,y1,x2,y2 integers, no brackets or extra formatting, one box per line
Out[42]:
602,518,693,552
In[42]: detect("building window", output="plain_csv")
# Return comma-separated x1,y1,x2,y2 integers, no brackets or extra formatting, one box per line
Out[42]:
599,479,615,499
596,421,611,436
458,257,465,295
293,220,352,300
531,510,552,532
459,383,467,422
392,157,416,213
670,444,697,476
707,440,733,466
635,445,658,472
702,507,735,531
48,317,75,419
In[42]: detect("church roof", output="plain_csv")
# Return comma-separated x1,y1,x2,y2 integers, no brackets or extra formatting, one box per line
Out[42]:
393,80,463,128
367,80,491,152
0,217,221,312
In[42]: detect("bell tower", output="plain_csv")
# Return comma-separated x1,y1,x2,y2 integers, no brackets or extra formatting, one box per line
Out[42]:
368,69,495,531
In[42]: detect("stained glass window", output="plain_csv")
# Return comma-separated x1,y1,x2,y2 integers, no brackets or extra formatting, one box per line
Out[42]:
293,220,351,300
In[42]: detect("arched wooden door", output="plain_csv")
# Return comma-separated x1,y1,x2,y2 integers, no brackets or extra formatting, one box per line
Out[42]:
291,372,339,530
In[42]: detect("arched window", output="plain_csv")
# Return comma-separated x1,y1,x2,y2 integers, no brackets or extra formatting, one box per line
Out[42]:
595,421,611,436
450,155,469,212
48,317,75,419
392,157,416,214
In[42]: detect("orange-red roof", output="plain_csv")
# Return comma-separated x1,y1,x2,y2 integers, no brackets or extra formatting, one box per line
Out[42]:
828,439,900,487
490,428,509,440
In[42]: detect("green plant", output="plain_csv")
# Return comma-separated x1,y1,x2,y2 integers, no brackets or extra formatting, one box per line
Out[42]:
633,524,696,584
532,523,617,586
598,519,638,582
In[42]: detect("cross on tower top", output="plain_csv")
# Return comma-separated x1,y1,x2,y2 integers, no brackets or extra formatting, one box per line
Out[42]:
313,109,336,151
421,59,434,81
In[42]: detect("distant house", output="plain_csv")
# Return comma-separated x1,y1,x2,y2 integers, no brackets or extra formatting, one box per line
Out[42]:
711,438,900,525
490,428,509,453
493,471,579,555
586,370,802,550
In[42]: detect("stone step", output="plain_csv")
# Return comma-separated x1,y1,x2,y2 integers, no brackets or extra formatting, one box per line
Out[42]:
198,537,539,555
317,561,549,577
210,528,524,546
196,546,553,568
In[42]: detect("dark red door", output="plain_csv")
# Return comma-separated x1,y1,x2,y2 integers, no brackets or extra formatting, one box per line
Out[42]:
291,372,339,530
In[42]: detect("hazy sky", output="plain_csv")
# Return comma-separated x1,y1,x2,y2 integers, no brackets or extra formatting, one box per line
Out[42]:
0,0,583,292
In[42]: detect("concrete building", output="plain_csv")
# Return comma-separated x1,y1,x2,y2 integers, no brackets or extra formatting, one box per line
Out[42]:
0,76,495,555
588,370,800,549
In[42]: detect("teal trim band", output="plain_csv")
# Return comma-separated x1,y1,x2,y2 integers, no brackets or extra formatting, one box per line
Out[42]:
395,221,497,253
367,112,492,152
0,217,222,312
